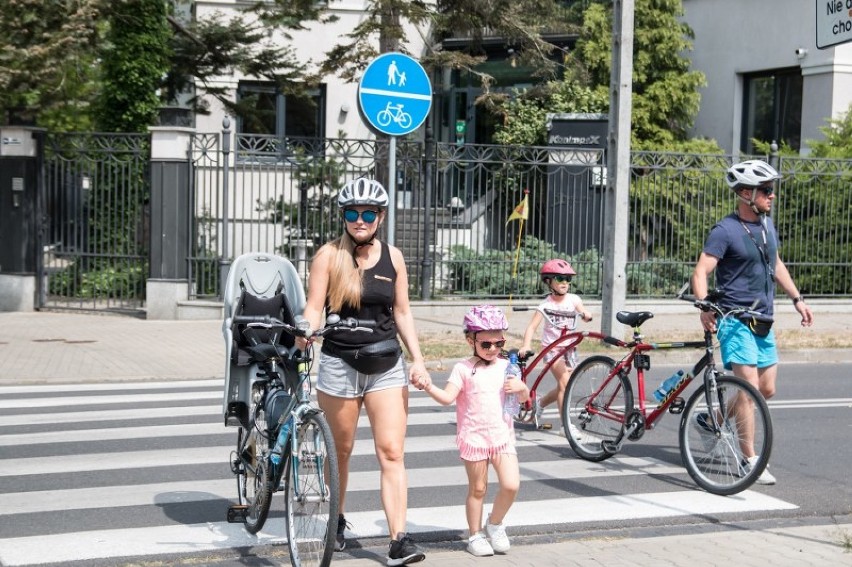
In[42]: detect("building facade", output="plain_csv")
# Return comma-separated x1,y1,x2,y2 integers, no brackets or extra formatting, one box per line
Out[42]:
683,0,852,154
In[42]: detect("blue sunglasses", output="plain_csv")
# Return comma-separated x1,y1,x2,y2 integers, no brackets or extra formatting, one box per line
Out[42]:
343,209,379,223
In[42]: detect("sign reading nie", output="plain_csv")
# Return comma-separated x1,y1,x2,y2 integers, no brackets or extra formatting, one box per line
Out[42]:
817,0,852,49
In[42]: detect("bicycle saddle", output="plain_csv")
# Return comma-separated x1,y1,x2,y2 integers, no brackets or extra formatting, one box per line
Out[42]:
616,311,654,328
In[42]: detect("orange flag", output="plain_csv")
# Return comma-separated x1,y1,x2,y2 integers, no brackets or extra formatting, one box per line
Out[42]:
506,195,528,224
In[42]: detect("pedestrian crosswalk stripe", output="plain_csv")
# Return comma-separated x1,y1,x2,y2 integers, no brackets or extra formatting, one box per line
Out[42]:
343,489,798,538
0,391,222,409
0,491,797,566
0,456,685,515
0,379,224,395
0,405,221,427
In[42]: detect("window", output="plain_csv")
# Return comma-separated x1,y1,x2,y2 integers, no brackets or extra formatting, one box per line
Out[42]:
741,69,802,153
237,82,326,158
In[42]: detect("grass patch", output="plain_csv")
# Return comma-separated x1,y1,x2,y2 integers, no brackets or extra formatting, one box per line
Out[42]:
413,327,852,370
833,528,852,552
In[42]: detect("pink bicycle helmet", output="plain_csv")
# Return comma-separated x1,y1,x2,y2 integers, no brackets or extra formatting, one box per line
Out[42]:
540,258,576,281
463,305,509,333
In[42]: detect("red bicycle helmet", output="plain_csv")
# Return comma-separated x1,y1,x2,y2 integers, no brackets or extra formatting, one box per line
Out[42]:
540,259,576,281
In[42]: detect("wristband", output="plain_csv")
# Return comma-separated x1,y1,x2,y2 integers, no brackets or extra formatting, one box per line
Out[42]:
792,295,804,305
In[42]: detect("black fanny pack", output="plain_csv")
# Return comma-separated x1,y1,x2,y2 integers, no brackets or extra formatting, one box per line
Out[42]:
324,338,402,375
738,313,774,338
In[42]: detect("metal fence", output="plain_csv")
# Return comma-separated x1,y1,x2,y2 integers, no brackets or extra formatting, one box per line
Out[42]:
31,130,852,311
39,133,150,313
189,130,852,301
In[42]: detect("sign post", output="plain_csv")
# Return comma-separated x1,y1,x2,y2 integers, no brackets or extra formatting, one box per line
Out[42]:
816,0,852,49
358,53,432,245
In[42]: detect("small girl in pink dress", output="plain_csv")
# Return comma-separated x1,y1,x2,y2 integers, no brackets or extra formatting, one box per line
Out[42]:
421,305,530,557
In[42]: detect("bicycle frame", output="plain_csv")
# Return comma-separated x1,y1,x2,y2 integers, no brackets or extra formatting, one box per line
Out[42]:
611,333,715,430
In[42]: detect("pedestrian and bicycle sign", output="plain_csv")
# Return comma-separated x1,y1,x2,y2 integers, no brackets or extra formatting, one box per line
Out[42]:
358,52,432,136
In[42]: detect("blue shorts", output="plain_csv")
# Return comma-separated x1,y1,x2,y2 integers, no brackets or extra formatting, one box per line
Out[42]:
716,316,778,370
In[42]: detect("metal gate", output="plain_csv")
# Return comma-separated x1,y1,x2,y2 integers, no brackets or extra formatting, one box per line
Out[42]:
38,133,150,313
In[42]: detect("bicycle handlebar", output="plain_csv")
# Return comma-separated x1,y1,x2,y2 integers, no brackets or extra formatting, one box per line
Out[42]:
676,288,763,319
232,314,376,338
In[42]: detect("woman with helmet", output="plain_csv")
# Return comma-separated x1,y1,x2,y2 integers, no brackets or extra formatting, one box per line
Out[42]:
692,159,813,486
420,305,529,557
297,177,429,565
520,259,593,429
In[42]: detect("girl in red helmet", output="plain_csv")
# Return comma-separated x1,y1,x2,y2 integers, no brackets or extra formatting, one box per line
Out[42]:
520,259,593,429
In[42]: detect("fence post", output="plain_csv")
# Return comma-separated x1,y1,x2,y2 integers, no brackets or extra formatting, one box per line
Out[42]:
0,126,42,311
219,117,231,299
420,123,435,300
769,140,779,170
147,125,194,319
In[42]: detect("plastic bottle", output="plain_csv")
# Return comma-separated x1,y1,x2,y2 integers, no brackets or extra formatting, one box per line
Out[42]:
503,351,522,417
269,416,292,467
653,369,685,402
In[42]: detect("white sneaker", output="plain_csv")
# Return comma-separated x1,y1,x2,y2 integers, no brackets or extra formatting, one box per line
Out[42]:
466,533,494,557
485,516,510,553
743,455,776,485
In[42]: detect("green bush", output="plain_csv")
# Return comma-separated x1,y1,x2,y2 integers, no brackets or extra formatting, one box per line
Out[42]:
446,236,604,298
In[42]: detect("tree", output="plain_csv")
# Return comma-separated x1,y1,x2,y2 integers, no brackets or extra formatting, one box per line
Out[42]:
807,103,852,159
166,2,326,120
95,0,172,132
309,0,571,90
494,0,707,149
0,0,101,129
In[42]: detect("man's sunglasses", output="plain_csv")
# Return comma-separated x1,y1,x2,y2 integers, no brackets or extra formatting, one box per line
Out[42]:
756,185,774,196
476,339,506,350
343,209,380,223
551,275,573,283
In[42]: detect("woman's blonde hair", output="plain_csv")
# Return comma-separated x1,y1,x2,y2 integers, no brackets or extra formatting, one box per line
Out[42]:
325,231,363,312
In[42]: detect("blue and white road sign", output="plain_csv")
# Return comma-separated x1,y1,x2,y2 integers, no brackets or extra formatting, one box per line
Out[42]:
358,52,432,136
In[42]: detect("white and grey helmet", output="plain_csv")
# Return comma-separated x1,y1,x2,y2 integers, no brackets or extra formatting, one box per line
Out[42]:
337,178,389,209
725,160,782,190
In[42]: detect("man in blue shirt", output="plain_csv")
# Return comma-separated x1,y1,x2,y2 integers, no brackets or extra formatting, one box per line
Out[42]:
692,160,814,485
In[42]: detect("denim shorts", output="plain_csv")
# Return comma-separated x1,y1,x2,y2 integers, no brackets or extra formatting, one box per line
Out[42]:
316,351,408,398
716,315,778,370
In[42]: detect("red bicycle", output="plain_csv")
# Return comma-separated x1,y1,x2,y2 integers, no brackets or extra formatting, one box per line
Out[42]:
513,290,773,496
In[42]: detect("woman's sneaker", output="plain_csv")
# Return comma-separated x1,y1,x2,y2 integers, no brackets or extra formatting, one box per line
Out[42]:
335,514,349,551
466,532,494,557
387,532,425,566
742,455,776,485
485,516,510,553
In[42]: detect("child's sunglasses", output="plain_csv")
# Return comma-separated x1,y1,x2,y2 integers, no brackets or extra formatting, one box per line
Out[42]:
343,209,380,223
551,275,573,283
476,339,506,350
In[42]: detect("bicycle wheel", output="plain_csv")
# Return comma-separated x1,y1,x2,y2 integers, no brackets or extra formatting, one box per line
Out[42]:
679,374,773,496
285,411,339,567
236,385,274,534
562,355,632,462
376,110,392,127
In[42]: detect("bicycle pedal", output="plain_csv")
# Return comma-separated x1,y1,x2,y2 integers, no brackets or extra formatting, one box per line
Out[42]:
668,397,685,414
227,505,249,523
537,423,552,430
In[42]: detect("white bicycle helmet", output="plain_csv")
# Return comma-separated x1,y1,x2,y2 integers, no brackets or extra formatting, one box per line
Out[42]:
337,178,389,209
725,160,781,190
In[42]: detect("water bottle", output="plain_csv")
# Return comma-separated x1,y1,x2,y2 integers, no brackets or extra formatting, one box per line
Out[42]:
653,369,685,402
269,416,292,467
503,351,522,417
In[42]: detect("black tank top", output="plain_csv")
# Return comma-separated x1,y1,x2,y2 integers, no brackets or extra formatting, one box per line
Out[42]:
325,240,397,348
